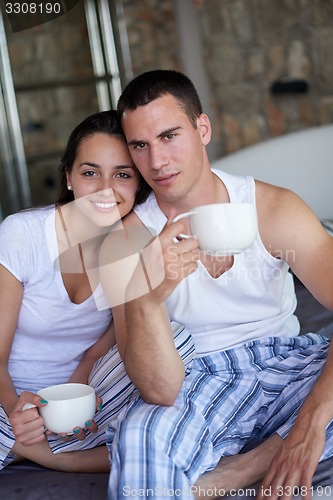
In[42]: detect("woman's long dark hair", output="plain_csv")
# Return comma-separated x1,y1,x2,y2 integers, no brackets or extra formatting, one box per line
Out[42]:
56,110,151,206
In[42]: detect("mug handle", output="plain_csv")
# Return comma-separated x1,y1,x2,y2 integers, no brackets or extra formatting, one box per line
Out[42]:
172,211,196,240
22,403,37,410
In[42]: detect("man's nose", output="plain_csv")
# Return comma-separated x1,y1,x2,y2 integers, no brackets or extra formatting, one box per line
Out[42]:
149,144,168,170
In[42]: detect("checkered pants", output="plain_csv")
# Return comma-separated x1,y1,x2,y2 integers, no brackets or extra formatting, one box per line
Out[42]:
106,334,333,499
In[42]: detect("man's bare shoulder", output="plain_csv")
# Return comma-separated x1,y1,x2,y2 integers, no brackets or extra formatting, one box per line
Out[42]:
254,180,316,255
255,179,299,201
255,179,306,218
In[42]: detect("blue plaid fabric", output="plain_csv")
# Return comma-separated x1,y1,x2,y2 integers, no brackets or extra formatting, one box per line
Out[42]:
107,334,333,499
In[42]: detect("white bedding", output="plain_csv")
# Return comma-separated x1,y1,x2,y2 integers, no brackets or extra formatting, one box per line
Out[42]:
212,124,333,221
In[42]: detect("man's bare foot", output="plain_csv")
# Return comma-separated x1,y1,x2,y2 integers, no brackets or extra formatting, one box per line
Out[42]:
193,434,283,499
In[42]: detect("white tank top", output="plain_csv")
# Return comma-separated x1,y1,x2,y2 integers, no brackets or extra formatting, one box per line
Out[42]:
134,170,299,355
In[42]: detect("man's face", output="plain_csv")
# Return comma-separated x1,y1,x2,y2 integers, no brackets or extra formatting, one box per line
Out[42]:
121,94,211,207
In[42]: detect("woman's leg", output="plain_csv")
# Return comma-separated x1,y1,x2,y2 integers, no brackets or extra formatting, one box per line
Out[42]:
12,439,110,472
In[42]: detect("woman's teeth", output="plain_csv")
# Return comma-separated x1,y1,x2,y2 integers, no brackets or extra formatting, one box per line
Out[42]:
93,202,117,209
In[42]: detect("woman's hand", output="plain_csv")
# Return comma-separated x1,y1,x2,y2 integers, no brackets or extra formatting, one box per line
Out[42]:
10,391,103,443
9,391,48,446
62,394,103,441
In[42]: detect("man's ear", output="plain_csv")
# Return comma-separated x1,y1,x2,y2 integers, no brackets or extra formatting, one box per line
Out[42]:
197,114,212,145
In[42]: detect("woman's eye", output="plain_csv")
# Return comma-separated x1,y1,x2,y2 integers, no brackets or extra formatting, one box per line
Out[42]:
115,172,130,179
83,170,97,177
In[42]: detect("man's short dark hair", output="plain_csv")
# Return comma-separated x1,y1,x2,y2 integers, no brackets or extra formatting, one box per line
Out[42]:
117,70,203,129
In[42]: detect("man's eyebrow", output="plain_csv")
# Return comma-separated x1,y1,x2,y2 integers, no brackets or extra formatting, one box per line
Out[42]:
157,126,182,138
127,126,182,147
127,139,144,147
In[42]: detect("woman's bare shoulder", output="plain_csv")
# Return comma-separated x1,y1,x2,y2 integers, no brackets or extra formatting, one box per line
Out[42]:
122,210,146,227
99,210,153,264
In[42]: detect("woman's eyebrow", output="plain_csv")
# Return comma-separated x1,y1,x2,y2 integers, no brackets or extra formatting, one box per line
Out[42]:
79,161,100,168
113,165,136,171
79,163,135,169
113,165,135,169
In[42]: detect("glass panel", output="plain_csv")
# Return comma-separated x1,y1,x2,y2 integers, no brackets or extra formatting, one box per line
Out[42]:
0,0,121,214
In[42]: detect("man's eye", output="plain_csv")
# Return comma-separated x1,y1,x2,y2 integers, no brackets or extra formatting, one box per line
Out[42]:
164,133,176,140
133,143,146,150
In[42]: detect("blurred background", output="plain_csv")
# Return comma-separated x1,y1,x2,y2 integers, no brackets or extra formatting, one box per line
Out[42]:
1,0,333,220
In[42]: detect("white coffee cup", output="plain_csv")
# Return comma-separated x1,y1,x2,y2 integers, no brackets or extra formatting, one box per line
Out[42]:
173,203,258,255
36,383,96,434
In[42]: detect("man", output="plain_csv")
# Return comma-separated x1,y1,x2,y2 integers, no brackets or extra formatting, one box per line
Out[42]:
103,70,333,499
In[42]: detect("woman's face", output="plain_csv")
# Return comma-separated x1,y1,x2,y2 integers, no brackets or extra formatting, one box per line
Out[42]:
66,133,140,227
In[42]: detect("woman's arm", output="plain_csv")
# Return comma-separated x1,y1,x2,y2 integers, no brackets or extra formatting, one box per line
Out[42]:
68,320,116,384
0,264,47,446
0,264,24,415
66,319,116,439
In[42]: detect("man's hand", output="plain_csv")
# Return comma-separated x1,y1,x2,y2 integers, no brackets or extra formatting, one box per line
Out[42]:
144,210,200,303
258,427,325,500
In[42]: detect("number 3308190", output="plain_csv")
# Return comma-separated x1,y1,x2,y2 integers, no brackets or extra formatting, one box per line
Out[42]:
5,3,61,14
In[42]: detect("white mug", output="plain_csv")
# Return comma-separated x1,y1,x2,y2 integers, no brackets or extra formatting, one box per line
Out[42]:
36,383,96,434
173,203,258,255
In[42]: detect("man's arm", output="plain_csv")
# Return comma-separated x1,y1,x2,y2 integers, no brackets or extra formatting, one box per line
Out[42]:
256,182,333,499
259,341,333,500
113,298,185,406
100,211,199,405
256,181,333,309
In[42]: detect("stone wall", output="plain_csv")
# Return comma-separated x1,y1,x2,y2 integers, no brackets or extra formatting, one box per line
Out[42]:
121,0,182,75
2,0,333,210
121,0,333,157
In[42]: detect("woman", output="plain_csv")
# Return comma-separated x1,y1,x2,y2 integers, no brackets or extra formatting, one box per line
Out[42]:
0,111,179,473
0,110,146,472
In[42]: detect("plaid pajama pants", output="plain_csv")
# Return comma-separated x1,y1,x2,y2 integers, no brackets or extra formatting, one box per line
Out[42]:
106,333,333,499
0,323,194,469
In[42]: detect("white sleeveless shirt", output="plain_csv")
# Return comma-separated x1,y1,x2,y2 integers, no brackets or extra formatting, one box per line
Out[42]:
134,170,299,355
